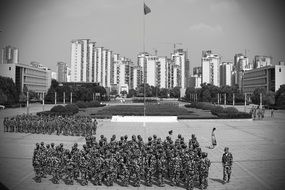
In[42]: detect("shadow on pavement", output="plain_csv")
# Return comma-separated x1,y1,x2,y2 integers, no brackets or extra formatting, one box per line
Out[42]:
210,178,224,184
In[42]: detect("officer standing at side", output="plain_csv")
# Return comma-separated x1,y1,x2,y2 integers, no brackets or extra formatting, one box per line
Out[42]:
222,147,233,184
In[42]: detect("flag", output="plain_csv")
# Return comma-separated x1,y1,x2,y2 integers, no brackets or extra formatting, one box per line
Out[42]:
144,3,151,15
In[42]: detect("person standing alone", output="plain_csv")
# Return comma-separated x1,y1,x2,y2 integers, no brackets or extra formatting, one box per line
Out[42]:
210,128,217,149
222,147,233,184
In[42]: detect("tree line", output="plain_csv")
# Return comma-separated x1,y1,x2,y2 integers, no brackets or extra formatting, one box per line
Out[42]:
0,76,284,109
44,79,107,103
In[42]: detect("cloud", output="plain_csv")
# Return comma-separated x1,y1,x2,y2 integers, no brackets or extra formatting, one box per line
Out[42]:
189,23,223,34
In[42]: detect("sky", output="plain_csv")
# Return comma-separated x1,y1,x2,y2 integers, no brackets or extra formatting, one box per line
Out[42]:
0,0,285,72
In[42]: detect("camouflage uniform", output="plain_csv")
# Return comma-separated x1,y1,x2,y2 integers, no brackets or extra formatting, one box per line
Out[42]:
51,156,61,184
144,149,156,186
119,163,130,186
199,152,211,189
32,143,42,182
222,147,233,183
156,150,167,187
79,156,88,185
129,156,141,187
185,155,195,190
172,153,182,186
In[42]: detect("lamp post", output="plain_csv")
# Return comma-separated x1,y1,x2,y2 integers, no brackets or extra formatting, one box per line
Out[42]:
70,92,73,103
26,91,29,114
244,93,247,112
233,93,235,106
260,93,262,108
217,93,220,105
63,91,65,104
224,93,226,106
54,91,57,105
42,92,45,111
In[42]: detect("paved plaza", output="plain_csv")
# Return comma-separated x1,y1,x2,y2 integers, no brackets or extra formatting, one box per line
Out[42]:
0,103,285,190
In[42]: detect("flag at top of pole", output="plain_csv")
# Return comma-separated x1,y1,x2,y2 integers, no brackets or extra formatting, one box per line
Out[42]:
144,3,151,15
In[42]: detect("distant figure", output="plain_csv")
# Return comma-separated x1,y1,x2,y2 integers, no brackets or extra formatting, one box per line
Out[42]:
210,127,217,149
222,147,233,184
271,109,274,118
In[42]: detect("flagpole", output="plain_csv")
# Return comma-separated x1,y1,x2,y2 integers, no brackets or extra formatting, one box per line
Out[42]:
143,0,146,118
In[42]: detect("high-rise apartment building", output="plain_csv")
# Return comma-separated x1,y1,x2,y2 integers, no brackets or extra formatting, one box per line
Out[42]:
1,45,19,64
145,55,158,86
57,62,68,82
189,66,202,88
201,50,221,86
113,56,135,93
70,39,90,82
233,53,251,90
70,39,132,90
253,55,272,69
220,62,233,86
171,49,190,88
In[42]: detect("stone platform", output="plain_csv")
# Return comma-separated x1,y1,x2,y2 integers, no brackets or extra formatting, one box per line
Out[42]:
111,115,178,122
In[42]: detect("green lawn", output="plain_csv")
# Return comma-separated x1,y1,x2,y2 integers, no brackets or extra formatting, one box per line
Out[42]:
87,104,217,119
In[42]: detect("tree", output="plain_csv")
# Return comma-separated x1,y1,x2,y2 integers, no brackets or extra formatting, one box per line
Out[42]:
127,89,137,98
45,79,58,103
201,88,211,102
264,91,275,106
170,86,180,98
185,87,196,101
0,76,19,105
120,90,128,97
159,88,169,98
251,88,266,105
137,83,151,97
275,84,285,108
110,89,118,96
0,89,7,105
18,93,27,103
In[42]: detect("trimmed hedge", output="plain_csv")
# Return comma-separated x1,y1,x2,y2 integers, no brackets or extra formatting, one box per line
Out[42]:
65,104,79,114
75,100,106,108
37,111,73,117
132,98,158,103
184,102,251,119
50,105,67,112
37,104,79,116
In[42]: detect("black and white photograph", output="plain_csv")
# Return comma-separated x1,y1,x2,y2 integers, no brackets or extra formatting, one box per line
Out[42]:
0,0,285,189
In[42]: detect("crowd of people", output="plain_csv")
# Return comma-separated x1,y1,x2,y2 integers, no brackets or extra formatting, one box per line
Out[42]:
250,106,265,120
3,114,97,136
33,133,213,190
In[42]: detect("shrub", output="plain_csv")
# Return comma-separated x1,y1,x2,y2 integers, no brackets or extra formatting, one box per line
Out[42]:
37,111,73,117
75,101,88,108
75,100,106,108
65,104,79,114
50,105,67,112
88,100,105,107
215,112,251,119
211,106,225,115
224,107,239,114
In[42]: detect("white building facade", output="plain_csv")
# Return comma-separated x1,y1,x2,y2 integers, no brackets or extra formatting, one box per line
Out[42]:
220,62,233,86
201,50,221,86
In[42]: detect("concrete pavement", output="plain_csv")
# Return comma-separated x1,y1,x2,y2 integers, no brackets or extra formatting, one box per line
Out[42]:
0,104,285,190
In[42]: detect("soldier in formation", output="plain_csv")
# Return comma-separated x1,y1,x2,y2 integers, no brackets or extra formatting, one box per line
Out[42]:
3,114,97,136
32,133,211,189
